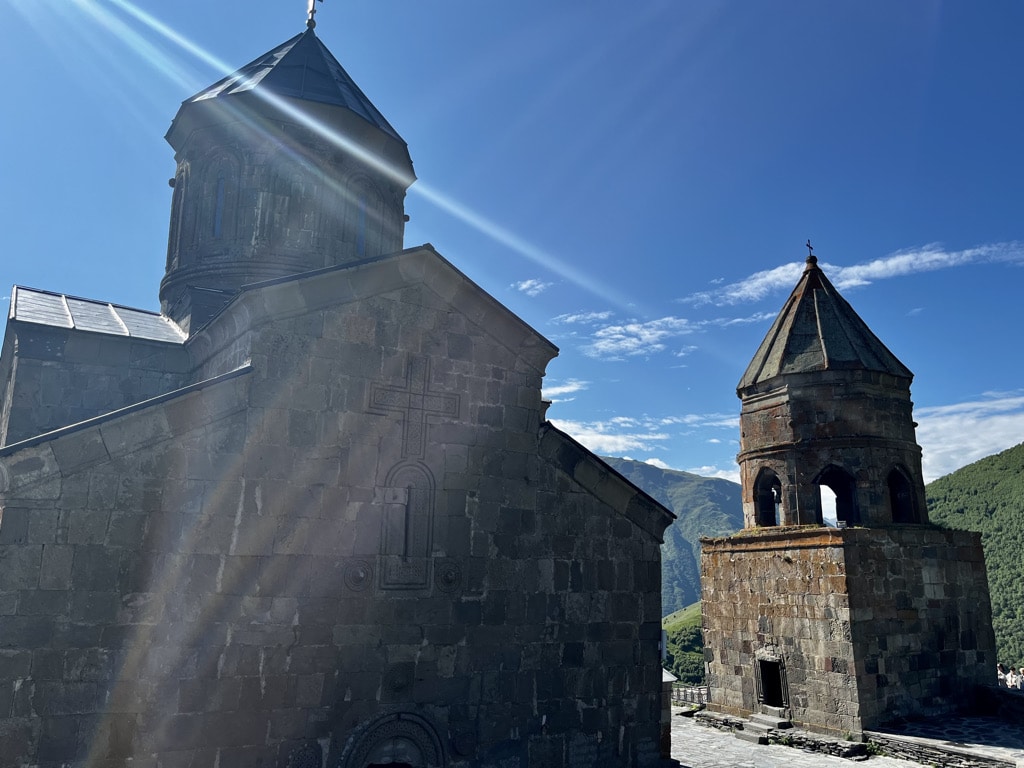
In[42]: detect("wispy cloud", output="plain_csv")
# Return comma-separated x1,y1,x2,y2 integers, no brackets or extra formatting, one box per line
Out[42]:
550,418,670,455
583,316,698,359
830,242,1024,290
570,310,776,362
915,391,1024,482
512,278,553,297
684,241,1024,307
551,310,614,325
687,464,741,484
644,458,673,470
683,262,804,307
708,311,777,327
551,412,737,459
542,378,590,401
656,414,738,429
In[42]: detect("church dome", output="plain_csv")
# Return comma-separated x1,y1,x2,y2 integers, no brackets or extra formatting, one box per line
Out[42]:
160,27,415,333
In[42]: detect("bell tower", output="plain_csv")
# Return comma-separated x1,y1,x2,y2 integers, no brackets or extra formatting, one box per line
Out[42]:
160,26,415,333
735,247,927,529
701,245,995,737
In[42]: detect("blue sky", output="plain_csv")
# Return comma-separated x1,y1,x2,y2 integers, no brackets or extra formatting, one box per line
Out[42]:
3,1,1023,483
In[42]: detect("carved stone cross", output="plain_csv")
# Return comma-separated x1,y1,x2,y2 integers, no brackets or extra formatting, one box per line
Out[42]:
369,355,459,459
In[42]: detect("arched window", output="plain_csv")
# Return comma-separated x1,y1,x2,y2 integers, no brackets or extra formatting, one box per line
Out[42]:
815,465,858,527
888,466,920,523
753,468,782,526
212,172,226,238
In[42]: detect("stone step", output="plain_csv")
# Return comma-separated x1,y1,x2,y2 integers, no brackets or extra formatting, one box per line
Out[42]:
734,728,769,746
749,713,793,730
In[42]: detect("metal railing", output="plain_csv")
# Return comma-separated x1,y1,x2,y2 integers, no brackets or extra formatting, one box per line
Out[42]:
672,685,709,706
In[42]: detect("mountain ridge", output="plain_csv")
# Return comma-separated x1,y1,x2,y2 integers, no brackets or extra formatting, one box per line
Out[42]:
927,440,1024,666
600,457,742,615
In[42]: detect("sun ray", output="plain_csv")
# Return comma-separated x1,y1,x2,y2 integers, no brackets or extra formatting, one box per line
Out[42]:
81,0,638,311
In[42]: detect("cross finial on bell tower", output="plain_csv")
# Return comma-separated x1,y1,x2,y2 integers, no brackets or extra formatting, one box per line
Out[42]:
307,0,322,30
805,239,817,267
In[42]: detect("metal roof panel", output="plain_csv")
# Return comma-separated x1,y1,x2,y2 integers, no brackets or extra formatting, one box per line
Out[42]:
10,287,185,344
12,287,72,328
184,30,403,141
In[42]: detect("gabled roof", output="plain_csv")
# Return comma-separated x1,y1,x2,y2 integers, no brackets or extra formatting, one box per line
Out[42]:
186,29,403,142
9,286,185,344
738,255,912,391
537,423,676,542
187,244,559,376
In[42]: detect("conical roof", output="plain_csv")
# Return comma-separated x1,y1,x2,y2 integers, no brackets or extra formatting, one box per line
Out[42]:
181,28,404,142
738,255,912,391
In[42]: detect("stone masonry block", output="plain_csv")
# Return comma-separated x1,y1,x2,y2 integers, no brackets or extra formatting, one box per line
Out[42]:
0,508,30,545
100,408,173,458
0,545,42,589
27,510,60,544
50,428,110,475
3,448,61,499
67,509,110,545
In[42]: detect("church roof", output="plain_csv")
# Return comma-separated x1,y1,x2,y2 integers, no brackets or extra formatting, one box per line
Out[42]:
186,28,404,142
738,255,912,391
9,286,185,344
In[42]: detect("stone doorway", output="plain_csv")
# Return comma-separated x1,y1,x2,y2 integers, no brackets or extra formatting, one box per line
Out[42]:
758,659,786,708
754,646,789,712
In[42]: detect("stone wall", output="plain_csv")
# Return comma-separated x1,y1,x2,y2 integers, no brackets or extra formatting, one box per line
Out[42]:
0,370,250,766
701,525,995,736
844,526,994,725
0,324,189,447
0,256,671,767
701,527,860,735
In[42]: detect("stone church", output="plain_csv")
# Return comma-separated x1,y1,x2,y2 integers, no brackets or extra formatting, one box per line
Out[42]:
701,250,995,736
0,20,675,768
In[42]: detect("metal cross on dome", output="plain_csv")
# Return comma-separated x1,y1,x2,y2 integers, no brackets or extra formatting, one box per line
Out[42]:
805,239,818,265
307,0,323,29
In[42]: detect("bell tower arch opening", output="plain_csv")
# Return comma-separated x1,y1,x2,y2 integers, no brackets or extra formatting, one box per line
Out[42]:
815,465,858,527
753,467,782,526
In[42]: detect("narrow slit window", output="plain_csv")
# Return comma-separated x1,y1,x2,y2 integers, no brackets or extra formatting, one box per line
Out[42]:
213,173,226,238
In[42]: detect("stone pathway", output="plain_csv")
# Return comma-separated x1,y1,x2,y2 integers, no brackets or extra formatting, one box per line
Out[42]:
670,713,929,768
671,709,1024,767
871,714,1024,765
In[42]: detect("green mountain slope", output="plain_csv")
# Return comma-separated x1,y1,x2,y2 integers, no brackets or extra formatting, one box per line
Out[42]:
927,441,1024,666
602,457,743,615
662,602,704,684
